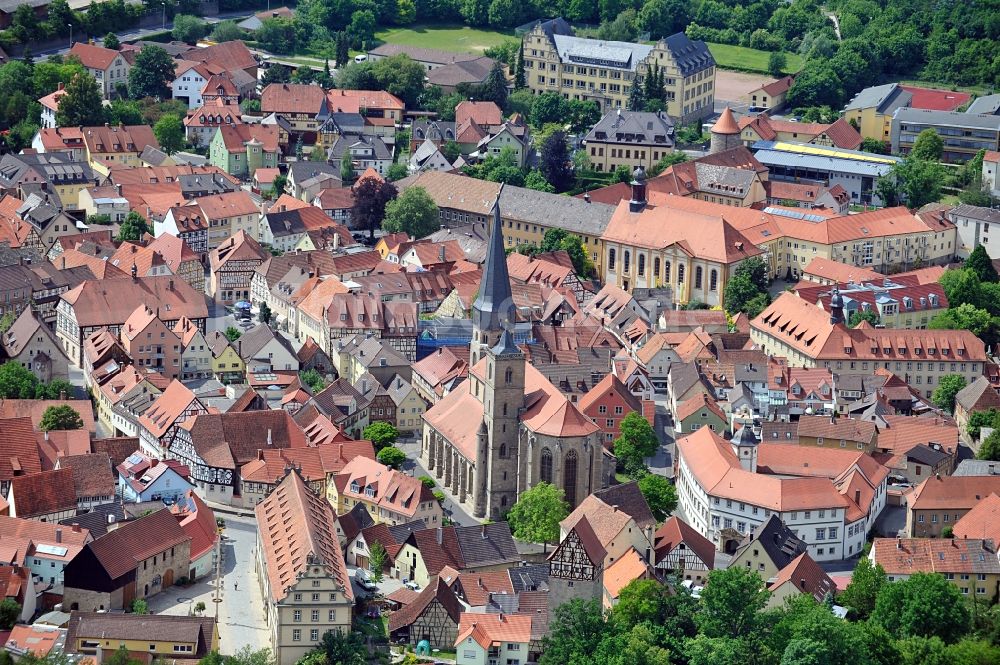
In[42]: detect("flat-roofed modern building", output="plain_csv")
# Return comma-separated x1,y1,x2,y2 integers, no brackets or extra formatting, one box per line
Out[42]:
891,108,1000,164
751,141,902,207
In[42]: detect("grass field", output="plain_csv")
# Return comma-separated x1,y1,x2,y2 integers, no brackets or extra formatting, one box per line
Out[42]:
373,24,515,54
707,43,803,75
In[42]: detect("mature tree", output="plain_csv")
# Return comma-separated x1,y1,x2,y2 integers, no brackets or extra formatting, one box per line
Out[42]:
537,228,593,277
39,405,84,431
539,131,573,192
861,137,889,154
382,186,440,239
724,274,768,316
875,158,946,208
514,46,526,90
0,312,15,333
929,304,997,345
939,268,985,310
258,302,273,325
0,598,19,629
385,163,408,182
127,45,175,99
338,54,426,108
910,128,944,162
638,0,690,38
103,32,121,50
627,79,646,112
733,256,768,291
300,369,326,393
687,636,752,665
506,482,569,548
56,72,104,127
375,445,406,468
362,421,398,451
539,599,606,665
593,623,671,665
260,64,290,88
340,153,354,181
0,361,39,398
614,412,660,478
648,150,688,176
440,140,462,164
978,429,1000,461
965,244,999,283
524,169,555,193
153,114,184,154
105,645,144,665
566,99,601,135
224,326,241,342
872,572,970,643
117,211,150,243
368,542,388,583
226,646,275,665
531,92,567,127
637,473,676,522
931,374,967,414
351,176,397,241
172,14,206,44
768,51,787,77
479,61,509,108
848,309,880,328
131,599,149,615
106,99,144,125
205,20,241,42
697,566,768,639
838,556,887,620
315,631,365,665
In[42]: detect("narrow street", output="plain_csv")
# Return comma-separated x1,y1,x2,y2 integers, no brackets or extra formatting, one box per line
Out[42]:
396,435,480,527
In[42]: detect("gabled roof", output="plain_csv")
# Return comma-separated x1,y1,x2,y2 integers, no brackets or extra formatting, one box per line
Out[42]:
9,468,76,517
58,453,116,500
255,471,353,602
82,508,190,580
388,575,463,633
0,416,41,483
768,552,837,602
953,493,1000,546
654,516,716,569
454,612,532,648
138,380,201,439
955,376,1000,413
69,42,122,70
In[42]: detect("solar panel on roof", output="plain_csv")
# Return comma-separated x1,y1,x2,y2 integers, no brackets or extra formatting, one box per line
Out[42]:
36,544,68,556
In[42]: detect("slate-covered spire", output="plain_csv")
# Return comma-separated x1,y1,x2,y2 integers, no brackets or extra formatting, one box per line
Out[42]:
472,184,514,333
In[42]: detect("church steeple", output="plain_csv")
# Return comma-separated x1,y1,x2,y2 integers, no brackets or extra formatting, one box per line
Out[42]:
471,186,515,365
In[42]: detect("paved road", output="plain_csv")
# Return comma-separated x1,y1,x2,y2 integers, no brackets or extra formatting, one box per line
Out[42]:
147,515,270,654
38,10,255,59
648,395,675,478
396,435,480,527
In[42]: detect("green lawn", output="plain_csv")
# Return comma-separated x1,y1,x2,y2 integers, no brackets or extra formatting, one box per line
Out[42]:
707,42,803,75
373,23,515,54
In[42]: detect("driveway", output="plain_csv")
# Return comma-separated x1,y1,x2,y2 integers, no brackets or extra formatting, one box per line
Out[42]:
147,516,269,654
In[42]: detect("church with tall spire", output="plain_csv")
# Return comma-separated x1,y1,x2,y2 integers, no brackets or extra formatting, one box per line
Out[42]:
421,194,614,520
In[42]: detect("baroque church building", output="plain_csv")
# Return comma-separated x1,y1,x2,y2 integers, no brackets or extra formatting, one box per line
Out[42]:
421,192,615,520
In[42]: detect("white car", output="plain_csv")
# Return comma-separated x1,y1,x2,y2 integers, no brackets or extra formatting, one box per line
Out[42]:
404,580,420,591
356,571,377,592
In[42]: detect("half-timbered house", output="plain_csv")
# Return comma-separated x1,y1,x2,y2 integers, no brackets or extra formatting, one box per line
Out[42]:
547,517,605,613
169,410,308,505
653,516,716,585
388,576,465,650
137,381,208,458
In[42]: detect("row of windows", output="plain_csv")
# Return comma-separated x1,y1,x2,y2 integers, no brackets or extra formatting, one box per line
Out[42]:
292,608,338,622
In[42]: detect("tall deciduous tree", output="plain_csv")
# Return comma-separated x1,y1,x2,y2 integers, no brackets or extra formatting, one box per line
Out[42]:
368,541,387,583
931,374,967,414
909,128,944,162
153,114,184,154
56,72,105,127
964,245,999,283
351,176,397,241
506,482,569,548
362,421,398,452
539,130,573,192
0,598,20,629
539,599,606,665
103,32,120,50
696,566,768,639
977,429,1000,461
127,45,175,100
382,186,440,239
39,405,84,431
871,572,970,643
117,211,150,243
637,473,676,522
838,556,887,620
613,411,660,478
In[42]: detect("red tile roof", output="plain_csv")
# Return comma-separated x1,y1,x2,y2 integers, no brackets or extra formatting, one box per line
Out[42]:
910,475,1000,511
654,515,716,570
768,552,837,602
899,85,971,112
69,43,121,70
455,612,532,648
0,417,41,484
952,493,1000,546
171,490,218,561
85,509,191,579
9,468,77,517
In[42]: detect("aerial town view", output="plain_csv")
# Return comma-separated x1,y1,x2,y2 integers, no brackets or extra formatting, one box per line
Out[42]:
1,0,1000,663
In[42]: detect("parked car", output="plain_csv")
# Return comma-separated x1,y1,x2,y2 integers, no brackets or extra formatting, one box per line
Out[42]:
356,570,377,592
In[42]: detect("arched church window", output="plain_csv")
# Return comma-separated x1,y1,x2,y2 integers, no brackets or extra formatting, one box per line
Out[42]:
564,450,578,506
608,248,616,271
638,254,645,276
505,367,513,385
499,442,507,458
695,266,703,289
540,448,553,484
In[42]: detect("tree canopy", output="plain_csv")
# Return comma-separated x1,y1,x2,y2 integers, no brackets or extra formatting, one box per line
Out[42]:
39,405,84,431
506,481,569,546
55,72,104,127
127,45,175,100
362,421,398,452
931,374,967,414
382,186,440,239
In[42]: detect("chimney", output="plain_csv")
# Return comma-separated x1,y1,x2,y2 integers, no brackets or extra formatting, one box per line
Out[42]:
481,524,487,539
267,429,273,445
896,537,901,550
109,514,116,525
72,523,81,533
55,528,62,543
44,430,49,441
436,527,443,545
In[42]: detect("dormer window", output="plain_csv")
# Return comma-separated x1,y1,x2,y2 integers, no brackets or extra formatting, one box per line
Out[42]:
365,486,375,498
350,481,360,493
